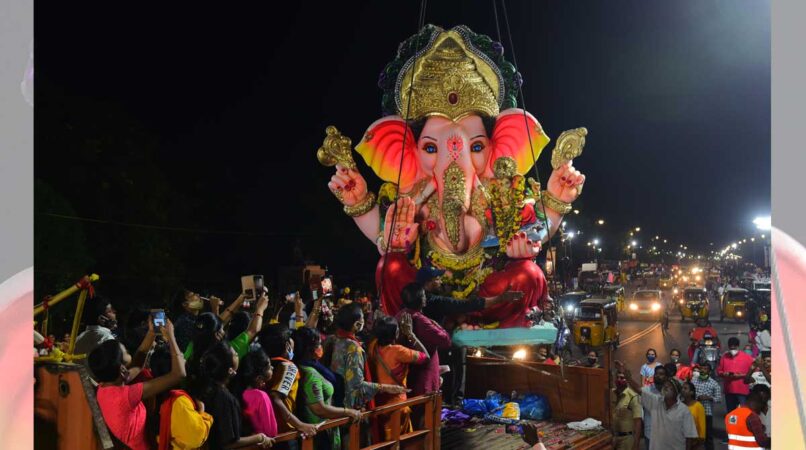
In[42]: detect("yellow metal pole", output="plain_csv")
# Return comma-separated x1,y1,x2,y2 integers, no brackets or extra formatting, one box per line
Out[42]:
33,274,100,316
67,289,89,356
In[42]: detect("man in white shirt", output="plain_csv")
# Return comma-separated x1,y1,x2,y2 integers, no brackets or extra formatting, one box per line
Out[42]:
639,379,699,450
755,327,771,353
619,360,698,450
73,296,117,360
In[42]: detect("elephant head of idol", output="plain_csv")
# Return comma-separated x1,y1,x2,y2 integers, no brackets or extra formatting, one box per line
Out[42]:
356,25,550,254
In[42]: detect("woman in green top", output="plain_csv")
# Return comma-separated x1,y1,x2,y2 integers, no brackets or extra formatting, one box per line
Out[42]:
184,294,268,360
293,327,361,450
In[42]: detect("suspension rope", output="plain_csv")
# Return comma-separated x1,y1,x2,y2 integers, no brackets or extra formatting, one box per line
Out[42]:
494,0,558,279
376,0,428,311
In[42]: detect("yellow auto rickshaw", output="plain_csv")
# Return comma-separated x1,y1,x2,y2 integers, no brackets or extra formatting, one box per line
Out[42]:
601,285,626,312
678,287,709,321
720,287,751,322
573,298,620,353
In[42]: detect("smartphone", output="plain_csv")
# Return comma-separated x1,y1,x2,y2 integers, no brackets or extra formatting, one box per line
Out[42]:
241,275,264,301
321,277,333,296
151,309,166,328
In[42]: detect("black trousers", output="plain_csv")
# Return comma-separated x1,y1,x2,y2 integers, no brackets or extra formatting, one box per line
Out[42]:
704,414,714,450
442,346,466,405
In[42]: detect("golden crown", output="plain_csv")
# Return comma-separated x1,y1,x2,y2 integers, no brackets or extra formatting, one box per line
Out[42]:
396,27,504,121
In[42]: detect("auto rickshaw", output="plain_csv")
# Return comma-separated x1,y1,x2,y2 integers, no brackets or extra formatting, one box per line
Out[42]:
720,287,751,322
573,298,620,353
746,289,771,328
678,287,710,321
601,285,626,312
659,274,674,290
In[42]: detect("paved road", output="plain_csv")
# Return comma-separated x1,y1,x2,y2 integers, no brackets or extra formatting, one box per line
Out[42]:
604,281,751,450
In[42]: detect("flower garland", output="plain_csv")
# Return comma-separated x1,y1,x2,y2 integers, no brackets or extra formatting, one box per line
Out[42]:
444,266,494,299
489,175,526,253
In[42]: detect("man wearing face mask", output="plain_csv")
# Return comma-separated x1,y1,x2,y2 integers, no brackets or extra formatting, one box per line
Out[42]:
174,290,205,352
610,370,642,450
617,361,698,450
725,389,771,449
717,337,755,413
584,350,600,368
691,363,722,450
74,296,118,362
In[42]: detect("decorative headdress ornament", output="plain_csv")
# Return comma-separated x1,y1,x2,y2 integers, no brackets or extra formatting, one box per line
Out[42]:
378,25,522,121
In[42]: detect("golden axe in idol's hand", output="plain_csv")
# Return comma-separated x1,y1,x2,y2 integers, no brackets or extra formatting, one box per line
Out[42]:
318,25,587,326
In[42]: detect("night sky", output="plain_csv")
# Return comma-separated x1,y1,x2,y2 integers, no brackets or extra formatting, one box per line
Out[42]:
34,1,770,301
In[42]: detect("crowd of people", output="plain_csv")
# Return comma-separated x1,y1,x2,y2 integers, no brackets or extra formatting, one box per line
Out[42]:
612,337,771,450
34,265,526,450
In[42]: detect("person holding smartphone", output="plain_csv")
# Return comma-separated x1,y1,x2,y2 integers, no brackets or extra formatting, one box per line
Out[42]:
88,318,186,450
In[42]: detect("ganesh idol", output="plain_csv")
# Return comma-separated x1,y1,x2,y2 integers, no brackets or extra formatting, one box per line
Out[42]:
318,25,587,328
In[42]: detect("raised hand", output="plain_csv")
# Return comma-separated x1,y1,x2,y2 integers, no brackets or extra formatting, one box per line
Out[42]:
547,161,585,204
382,197,419,252
256,292,270,314
328,163,368,207
399,312,415,338
160,319,175,342
505,231,541,259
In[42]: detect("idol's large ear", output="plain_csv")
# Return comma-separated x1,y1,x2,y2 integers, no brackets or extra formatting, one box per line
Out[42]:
488,108,550,177
355,116,422,190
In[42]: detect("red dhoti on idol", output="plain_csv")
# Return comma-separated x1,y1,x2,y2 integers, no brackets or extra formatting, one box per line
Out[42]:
376,253,548,328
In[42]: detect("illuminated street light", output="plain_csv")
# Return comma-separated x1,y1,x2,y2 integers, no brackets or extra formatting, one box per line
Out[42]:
573,209,580,215
562,221,567,227
567,232,575,240
732,243,738,249
631,240,637,247
753,216,771,231
635,227,641,232
751,237,755,242
597,219,605,225
663,239,667,243
761,234,766,239
593,239,600,246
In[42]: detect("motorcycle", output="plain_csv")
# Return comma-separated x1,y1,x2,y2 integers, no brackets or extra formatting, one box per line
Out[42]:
694,332,721,374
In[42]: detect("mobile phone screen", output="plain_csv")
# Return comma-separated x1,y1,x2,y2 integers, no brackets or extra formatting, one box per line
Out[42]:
321,277,333,296
152,310,166,328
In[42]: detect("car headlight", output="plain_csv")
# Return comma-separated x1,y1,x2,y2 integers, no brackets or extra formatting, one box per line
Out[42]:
679,299,685,304
566,303,573,311
629,303,638,310
651,302,661,311
696,275,701,281
673,288,679,294
737,310,743,316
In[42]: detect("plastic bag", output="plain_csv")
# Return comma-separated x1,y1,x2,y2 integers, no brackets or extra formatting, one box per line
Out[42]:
462,399,489,417
484,391,508,412
518,393,552,420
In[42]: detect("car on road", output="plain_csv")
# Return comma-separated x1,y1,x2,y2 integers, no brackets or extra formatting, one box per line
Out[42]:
557,290,592,320
627,289,663,320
